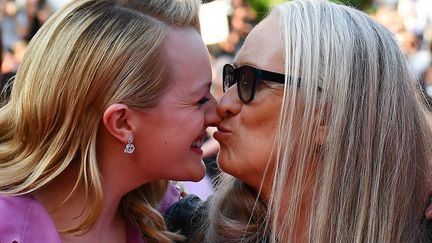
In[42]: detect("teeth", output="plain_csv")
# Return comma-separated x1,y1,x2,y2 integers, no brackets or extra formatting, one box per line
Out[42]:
192,138,204,148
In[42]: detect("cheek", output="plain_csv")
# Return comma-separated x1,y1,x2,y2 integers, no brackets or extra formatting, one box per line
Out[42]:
168,111,205,140
239,93,282,131
135,114,202,161
217,141,276,191
217,131,275,180
164,112,207,152
218,108,280,180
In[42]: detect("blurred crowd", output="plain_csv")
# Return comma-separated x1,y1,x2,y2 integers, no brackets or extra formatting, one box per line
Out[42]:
1,0,432,186
1,0,432,90
0,0,52,88
373,0,432,106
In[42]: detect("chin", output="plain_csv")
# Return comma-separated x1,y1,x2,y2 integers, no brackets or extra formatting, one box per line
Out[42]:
177,170,205,182
176,162,206,182
188,173,205,182
189,164,206,182
216,153,233,174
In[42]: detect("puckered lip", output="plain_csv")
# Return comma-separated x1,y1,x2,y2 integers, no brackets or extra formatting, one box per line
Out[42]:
216,125,231,133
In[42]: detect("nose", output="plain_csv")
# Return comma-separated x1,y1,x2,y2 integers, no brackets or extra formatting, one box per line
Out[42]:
216,85,242,118
204,94,222,127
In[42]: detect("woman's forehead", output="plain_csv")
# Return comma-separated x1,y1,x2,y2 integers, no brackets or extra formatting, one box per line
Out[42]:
234,13,285,74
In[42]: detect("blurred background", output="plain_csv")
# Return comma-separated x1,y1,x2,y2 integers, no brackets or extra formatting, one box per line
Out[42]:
1,0,431,99
1,0,431,199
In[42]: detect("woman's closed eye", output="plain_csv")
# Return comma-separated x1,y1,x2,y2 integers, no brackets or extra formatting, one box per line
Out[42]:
198,96,210,106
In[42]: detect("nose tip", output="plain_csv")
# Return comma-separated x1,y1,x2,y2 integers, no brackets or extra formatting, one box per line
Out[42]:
205,95,222,127
217,84,241,118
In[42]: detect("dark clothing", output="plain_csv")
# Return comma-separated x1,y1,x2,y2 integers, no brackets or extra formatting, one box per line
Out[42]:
421,196,432,243
164,195,270,243
164,194,207,240
0,72,14,99
164,195,432,243
421,215,432,243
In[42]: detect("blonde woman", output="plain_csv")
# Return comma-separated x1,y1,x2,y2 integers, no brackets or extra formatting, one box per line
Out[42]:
0,0,220,242
175,0,432,242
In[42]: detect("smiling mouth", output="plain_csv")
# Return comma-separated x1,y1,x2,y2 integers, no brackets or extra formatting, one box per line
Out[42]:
190,136,205,156
191,137,205,148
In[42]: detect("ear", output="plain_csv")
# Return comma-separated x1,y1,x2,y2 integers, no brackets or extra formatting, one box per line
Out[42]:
314,111,328,146
102,103,132,144
316,123,327,146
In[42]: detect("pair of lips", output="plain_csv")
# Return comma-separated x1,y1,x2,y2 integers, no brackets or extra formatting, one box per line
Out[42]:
216,125,230,133
213,125,231,142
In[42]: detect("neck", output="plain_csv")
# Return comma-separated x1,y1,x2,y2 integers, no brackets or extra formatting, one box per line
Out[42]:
33,162,127,243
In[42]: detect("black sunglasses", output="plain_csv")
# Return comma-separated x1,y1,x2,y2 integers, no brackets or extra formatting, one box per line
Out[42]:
223,64,298,103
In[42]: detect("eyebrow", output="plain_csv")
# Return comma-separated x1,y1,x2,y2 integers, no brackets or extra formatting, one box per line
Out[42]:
232,57,257,69
232,58,240,68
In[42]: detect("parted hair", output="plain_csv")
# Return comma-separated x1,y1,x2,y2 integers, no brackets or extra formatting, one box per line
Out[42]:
194,0,432,242
0,0,200,242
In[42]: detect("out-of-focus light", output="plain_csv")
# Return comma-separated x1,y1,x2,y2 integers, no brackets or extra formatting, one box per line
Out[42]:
199,0,230,45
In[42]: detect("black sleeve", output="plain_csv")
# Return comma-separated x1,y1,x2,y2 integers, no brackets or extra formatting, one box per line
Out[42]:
164,194,203,236
420,196,432,243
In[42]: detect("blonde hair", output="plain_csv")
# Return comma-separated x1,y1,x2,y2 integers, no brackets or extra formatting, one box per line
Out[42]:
196,0,432,242
0,0,200,242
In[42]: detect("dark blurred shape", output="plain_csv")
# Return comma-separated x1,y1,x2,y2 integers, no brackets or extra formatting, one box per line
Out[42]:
0,25,15,103
24,0,51,42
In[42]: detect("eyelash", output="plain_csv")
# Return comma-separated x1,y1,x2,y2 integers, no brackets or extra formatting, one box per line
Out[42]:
198,97,210,105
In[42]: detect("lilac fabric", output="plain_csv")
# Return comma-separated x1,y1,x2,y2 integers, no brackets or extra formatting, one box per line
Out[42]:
0,183,181,243
182,175,213,200
0,194,62,243
159,182,181,213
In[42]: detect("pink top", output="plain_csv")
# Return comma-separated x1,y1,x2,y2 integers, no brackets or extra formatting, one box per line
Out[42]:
0,183,180,243
0,194,62,243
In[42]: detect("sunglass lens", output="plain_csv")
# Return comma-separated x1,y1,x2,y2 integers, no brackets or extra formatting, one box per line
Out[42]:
238,67,255,102
223,64,235,92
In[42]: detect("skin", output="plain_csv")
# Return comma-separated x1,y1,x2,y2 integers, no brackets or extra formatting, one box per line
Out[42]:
33,26,221,243
214,13,285,196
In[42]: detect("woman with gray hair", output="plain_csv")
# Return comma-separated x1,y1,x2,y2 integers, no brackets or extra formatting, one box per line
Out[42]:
174,0,432,242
